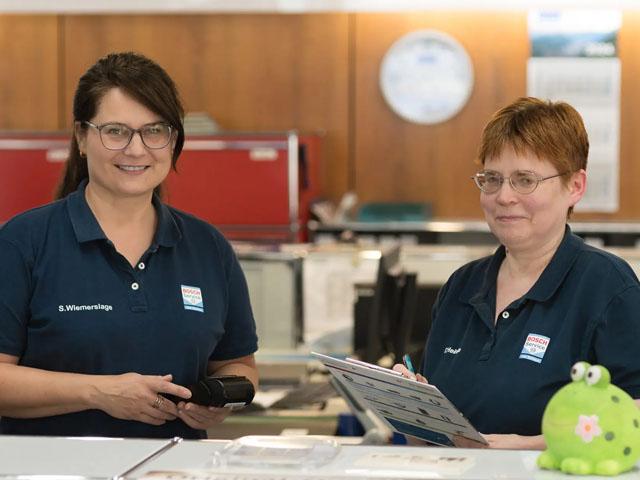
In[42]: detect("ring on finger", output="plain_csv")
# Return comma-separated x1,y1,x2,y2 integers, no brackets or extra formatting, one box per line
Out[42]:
152,394,164,409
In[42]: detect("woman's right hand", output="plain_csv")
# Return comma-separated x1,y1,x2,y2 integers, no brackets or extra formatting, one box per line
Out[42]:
90,373,192,425
391,364,428,383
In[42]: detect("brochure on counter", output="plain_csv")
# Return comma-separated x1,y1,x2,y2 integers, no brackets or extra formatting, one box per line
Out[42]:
311,352,487,447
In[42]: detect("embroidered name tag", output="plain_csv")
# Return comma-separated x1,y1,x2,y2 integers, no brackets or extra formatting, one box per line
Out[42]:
181,285,204,312
519,333,550,364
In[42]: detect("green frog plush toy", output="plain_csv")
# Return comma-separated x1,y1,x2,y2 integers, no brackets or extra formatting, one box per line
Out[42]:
538,362,640,476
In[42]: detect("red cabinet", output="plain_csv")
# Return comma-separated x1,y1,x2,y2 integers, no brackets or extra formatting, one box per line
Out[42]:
167,132,321,242
0,131,321,242
0,135,68,222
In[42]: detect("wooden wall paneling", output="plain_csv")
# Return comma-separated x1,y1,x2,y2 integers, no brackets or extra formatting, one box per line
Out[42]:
353,12,528,219
5,12,637,219
0,15,60,130
62,14,351,201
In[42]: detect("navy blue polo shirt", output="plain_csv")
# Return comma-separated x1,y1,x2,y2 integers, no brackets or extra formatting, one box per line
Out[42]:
0,181,258,438
421,227,640,436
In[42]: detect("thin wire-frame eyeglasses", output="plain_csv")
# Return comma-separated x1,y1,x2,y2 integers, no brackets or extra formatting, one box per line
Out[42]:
83,121,173,151
471,170,568,195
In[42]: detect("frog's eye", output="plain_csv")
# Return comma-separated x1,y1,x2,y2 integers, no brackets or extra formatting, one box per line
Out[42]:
586,365,610,387
571,362,588,382
585,366,601,385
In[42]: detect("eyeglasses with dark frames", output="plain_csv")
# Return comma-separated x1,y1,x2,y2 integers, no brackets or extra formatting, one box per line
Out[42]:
471,170,568,195
83,121,173,151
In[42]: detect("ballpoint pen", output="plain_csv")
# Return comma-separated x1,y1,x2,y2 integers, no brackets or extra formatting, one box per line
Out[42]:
402,354,416,375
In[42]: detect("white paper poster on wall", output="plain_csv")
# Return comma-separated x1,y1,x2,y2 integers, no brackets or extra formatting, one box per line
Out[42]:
527,10,621,212
303,250,378,354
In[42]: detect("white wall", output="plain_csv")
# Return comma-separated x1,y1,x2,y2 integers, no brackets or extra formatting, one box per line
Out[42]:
3,0,640,13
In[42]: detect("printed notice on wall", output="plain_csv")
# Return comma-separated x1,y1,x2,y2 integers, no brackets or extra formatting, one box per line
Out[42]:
303,250,378,353
527,10,621,212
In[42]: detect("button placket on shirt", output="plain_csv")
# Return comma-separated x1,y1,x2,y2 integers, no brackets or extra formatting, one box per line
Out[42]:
102,240,150,313
128,258,149,313
479,310,514,361
479,330,496,361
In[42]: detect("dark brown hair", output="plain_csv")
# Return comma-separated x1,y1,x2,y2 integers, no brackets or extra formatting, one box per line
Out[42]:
55,52,185,199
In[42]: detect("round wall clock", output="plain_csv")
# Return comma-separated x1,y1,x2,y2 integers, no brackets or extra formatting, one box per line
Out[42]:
379,29,474,125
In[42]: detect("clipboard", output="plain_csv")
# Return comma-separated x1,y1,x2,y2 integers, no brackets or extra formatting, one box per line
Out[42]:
311,352,487,447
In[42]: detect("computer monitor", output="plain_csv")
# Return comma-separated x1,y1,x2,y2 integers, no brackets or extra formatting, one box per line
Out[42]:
392,270,418,363
355,245,418,365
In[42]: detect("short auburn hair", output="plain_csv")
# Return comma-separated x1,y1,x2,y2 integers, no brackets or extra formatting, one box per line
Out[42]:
478,97,588,179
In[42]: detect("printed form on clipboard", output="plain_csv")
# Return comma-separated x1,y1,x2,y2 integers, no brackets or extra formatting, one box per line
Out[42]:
311,352,488,447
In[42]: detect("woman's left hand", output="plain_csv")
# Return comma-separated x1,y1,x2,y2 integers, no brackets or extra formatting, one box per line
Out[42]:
454,433,545,450
481,433,545,450
176,401,232,430
178,353,258,430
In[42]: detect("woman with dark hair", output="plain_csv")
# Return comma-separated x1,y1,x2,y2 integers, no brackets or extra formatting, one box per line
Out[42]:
0,52,258,439
395,97,640,449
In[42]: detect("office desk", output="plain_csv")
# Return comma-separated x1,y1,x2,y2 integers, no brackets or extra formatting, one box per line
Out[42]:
210,408,341,439
309,219,640,247
210,396,346,439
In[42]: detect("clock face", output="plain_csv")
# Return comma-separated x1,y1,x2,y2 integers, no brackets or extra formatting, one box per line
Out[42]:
379,30,474,125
